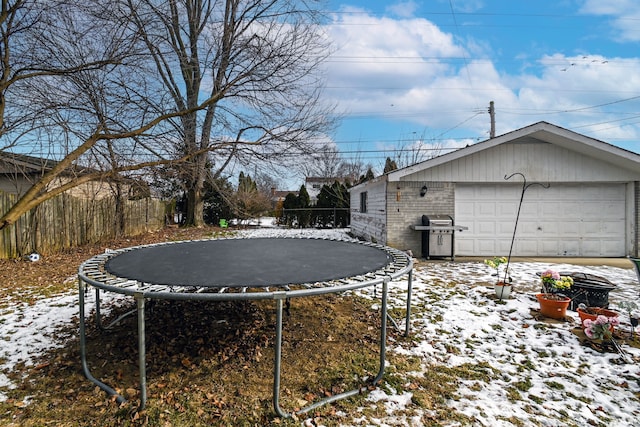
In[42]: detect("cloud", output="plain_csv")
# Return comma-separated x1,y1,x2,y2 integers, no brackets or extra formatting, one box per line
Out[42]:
580,0,640,42
385,1,419,18
448,0,485,13
325,12,471,111
322,8,640,152
323,11,514,135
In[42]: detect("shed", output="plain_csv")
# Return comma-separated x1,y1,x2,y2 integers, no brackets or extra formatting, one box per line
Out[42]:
349,122,640,258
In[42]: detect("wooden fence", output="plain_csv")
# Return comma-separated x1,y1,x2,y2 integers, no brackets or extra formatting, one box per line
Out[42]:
0,190,167,259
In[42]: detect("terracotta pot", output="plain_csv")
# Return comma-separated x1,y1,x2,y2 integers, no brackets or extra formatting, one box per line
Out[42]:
536,293,570,320
577,307,619,332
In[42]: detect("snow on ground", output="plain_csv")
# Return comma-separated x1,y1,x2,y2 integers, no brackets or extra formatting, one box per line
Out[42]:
367,261,640,427
1,224,639,426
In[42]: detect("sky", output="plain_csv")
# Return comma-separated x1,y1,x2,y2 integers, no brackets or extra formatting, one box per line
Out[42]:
317,0,640,172
2,225,639,425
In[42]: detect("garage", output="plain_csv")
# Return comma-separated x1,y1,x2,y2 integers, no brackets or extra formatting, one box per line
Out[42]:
455,183,626,257
351,122,640,258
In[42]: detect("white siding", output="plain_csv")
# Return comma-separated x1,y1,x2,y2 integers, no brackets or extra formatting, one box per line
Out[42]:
350,178,387,244
401,140,639,183
455,183,627,256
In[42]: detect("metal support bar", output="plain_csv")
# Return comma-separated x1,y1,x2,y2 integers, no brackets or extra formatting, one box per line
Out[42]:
95,288,102,329
405,270,413,337
383,270,413,336
136,293,147,408
386,312,402,332
373,278,389,384
95,287,137,331
273,279,391,418
78,279,126,404
273,297,285,417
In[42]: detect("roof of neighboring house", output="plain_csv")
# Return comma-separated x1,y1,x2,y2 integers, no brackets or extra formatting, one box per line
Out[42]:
305,176,352,184
386,121,640,183
0,151,57,175
0,151,95,176
0,151,148,198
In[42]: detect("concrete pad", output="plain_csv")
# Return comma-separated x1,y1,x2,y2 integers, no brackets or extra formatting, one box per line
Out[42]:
445,256,636,269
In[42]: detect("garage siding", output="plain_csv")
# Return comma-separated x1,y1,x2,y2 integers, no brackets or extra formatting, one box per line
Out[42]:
386,181,455,256
406,141,638,184
636,181,640,257
349,179,387,244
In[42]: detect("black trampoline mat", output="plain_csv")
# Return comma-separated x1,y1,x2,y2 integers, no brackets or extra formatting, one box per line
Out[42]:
104,238,392,288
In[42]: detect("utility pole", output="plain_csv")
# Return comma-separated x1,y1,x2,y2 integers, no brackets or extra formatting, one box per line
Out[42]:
489,101,496,138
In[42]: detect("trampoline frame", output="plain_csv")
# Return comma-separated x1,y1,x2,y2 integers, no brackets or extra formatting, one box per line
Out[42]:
78,236,413,417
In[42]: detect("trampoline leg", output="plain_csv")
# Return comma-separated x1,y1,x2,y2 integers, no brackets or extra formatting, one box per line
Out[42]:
136,293,148,409
273,280,392,418
405,270,413,337
94,288,102,329
78,279,125,404
273,297,286,418
373,278,389,384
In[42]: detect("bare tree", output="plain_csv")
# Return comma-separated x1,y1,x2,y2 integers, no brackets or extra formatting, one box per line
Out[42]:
336,147,371,185
0,0,150,229
298,142,343,178
0,0,336,230
390,130,445,169
115,0,336,226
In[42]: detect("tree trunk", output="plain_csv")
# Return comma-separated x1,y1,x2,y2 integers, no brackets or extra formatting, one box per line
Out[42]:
113,183,126,237
185,185,204,227
183,150,207,227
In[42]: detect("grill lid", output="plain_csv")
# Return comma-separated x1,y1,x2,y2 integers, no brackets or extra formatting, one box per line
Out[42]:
422,214,453,227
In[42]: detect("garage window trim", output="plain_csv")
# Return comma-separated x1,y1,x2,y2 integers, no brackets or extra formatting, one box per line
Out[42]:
360,191,368,213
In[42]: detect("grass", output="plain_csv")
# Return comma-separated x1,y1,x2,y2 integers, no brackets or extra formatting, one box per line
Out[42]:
4,226,637,426
0,226,492,426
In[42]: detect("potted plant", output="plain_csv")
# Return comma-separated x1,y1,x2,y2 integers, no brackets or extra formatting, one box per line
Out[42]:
484,256,511,299
576,303,619,330
536,269,573,320
582,314,620,342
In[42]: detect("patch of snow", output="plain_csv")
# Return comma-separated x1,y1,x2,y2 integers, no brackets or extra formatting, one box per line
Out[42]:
1,224,639,427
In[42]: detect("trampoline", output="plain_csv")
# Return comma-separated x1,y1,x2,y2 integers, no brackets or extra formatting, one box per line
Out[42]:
78,236,413,417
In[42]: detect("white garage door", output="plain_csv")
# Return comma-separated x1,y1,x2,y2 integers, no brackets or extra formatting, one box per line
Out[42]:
455,183,626,257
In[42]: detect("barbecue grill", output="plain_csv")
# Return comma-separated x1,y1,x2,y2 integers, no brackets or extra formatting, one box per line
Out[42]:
409,214,467,260
421,214,453,259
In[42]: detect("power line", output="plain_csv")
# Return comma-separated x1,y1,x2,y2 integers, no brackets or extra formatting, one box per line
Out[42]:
325,10,640,21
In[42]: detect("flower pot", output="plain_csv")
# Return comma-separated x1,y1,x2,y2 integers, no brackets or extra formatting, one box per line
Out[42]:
494,282,512,299
536,293,570,320
577,307,619,332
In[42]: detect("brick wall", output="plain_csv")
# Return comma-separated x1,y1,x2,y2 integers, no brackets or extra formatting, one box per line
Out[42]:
386,181,455,256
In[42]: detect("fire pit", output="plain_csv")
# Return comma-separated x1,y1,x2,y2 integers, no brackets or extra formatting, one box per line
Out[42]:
560,272,616,310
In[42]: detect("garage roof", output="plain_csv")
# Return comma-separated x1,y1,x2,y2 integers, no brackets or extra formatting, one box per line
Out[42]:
387,121,640,182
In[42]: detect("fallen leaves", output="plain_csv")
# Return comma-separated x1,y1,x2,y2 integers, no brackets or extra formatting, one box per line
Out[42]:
0,226,386,426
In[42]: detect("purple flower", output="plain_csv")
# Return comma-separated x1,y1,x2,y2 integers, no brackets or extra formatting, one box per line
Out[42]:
541,270,561,281
594,315,609,325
